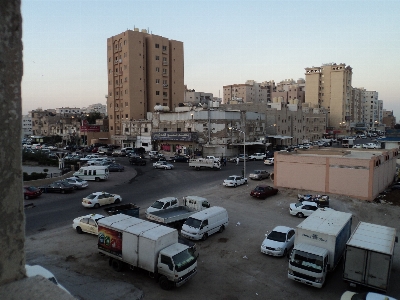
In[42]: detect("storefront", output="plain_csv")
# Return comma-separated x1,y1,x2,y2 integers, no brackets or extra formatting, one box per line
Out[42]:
152,132,198,156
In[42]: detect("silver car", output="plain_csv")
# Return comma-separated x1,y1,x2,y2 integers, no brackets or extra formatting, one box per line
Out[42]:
261,226,295,257
249,170,270,180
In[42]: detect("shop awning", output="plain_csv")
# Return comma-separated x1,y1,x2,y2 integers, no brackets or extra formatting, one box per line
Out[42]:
265,135,293,140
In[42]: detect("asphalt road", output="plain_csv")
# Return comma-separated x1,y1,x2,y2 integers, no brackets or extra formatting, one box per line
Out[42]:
25,157,271,236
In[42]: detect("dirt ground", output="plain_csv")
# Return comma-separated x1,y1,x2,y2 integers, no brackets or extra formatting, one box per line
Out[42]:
24,181,400,300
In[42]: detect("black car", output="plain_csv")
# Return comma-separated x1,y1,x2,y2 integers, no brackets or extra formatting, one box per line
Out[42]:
171,155,189,163
108,163,125,172
40,181,75,194
129,156,147,166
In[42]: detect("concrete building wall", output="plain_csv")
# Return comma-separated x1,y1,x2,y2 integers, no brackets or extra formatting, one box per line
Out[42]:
274,149,398,201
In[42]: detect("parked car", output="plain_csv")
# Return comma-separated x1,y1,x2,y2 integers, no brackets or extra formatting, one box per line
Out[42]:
170,155,189,163
363,143,378,149
153,161,174,170
62,177,89,189
223,175,247,187
260,226,295,257
353,144,362,148
340,291,397,300
289,201,333,218
238,154,249,161
390,182,400,190
250,185,278,199
40,181,75,194
111,150,123,157
25,265,70,294
72,213,105,234
248,153,267,161
264,158,274,165
82,191,122,208
23,186,42,200
129,156,147,166
107,163,125,172
249,170,270,180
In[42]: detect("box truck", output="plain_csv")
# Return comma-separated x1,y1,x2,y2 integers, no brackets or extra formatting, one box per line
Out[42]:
189,158,221,170
288,209,352,288
343,222,398,292
97,214,197,290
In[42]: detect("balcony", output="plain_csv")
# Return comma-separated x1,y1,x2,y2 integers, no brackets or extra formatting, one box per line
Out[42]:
163,84,168,88
163,61,168,66
162,73,168,77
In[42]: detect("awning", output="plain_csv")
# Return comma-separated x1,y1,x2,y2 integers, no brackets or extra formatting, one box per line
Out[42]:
230,142,271,146
265,135,293,140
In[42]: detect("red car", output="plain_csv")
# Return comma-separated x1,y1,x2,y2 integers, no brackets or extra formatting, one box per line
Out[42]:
250,185,278,199
23,186,43,200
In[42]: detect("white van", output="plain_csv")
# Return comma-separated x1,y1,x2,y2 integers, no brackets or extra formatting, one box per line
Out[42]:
181,206,228,241
73,166,109,181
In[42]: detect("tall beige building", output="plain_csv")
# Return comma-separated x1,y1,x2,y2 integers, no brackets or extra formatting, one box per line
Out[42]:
305,63,352,128
107,29,184,139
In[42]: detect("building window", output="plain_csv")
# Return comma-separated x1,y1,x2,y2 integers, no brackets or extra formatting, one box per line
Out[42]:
125,128,129,132
163,128,167,131
144,128,148,132
125,102,128,106
155,43,159,48
125,114,128,118
156,79,160,83
163,68,167,74
156,67,160,72
110,115,113,119
188,128,191,132
110,126,113,130
156,56,159,60
125,90,128,94
177,128,181,132
162,45,167,51
124,40,126,45
156,91,160,95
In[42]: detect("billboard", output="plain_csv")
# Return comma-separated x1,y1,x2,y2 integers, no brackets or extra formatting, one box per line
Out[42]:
152,132,198,141
80,125,100,132
98,226,122,257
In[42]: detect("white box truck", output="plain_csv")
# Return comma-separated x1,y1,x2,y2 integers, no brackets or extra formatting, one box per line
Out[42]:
342,138,355,148
97,214,197,290
189,158,221,170
343,222,398,292
288,209,352,288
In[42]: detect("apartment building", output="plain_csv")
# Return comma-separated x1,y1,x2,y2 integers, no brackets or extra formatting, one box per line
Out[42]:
363,90,379,128
223,80,276,104
106,28,184,142
184,87,213,106
271,78,305,104
305,63,353,128
382,110,396,129
22,115,32,138
55,107,82,116
82,103,107,115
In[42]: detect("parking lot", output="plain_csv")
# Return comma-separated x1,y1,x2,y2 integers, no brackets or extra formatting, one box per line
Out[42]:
24,159,400,300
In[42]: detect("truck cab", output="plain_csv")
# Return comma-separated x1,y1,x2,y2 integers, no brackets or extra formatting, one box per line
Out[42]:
182,196,210,211
146,197,179,216
288,243,329,288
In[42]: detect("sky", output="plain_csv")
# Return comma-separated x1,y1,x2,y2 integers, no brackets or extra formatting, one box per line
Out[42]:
21,0,400,119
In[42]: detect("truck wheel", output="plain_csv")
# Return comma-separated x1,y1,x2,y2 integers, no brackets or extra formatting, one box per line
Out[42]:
111,259,123,272
159,276,173,290
94,203,100,209
296,212,304,218
95,177,100,182
76,227,83,234
219,225,225,233
202,233,208,241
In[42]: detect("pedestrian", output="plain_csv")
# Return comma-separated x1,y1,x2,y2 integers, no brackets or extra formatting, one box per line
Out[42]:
223,158,226,166
236,157,239,165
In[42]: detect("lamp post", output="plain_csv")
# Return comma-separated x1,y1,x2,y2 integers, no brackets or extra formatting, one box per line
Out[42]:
229,127,246,179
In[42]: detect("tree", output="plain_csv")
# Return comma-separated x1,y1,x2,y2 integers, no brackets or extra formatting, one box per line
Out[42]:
86,112,103,124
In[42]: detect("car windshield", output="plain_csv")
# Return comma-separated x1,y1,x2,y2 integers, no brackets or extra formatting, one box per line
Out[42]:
267,231,286,242
295,202,304,208
74,178,83,182
227,176,236,181
254,186,265,192
86,194,97,200
26,187,39,192
172,249,197,272
290,250,323,273
254,170,261,174
151,201,164,209
184,217,202,229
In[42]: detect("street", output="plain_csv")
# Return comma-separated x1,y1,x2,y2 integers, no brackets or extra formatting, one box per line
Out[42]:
24,154,400,300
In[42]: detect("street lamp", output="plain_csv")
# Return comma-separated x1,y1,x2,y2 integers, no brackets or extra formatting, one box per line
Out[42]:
229,127,246,179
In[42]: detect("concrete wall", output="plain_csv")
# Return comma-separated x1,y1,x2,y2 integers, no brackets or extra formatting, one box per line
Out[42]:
0,0,25,285
274,149,398,201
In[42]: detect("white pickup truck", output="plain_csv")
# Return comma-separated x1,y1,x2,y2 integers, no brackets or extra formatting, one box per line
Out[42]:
248,153,267,161
189,158,221,170
223,175,248,187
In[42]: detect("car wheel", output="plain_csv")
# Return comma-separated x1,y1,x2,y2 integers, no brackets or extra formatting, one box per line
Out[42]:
76,227,83,234
234,183,237,188
297,212,304,218
61,190,65,194
283,248,287,258
202,233,208,241
159,276,172,290
95,177,100,182
24,195,29,200
114,198,121,204
94,203,100,209
219,225,225,233
173,160,176,162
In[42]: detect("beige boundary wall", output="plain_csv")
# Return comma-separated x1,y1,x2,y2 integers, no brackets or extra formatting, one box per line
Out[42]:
274,148,398,201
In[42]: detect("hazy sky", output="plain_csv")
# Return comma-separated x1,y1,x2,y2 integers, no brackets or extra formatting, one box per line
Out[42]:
21,0,400,119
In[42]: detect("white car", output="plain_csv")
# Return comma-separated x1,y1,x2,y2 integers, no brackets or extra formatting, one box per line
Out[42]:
72,213,105,234
248,153,267,161
264,158,274,165
25,264,70,294
223,175,247,187
63,177,89,189
340,291,396,300
261,226,295,257
363,143,378,149
153,161,174,169
289,201,318,218
82,191,122,208
352,144,362,149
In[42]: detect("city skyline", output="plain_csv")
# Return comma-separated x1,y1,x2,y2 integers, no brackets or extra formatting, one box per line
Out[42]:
21,0,400,120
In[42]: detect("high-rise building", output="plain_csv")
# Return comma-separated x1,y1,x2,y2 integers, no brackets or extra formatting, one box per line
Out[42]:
106,28,184,139
304,63,352,128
